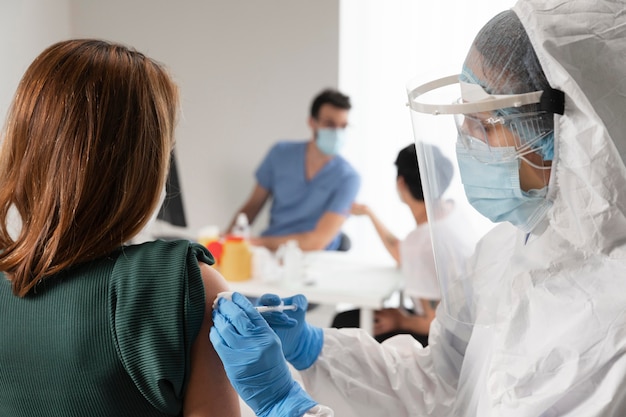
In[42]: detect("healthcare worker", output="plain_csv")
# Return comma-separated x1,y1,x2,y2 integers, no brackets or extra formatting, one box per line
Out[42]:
210,1,626,416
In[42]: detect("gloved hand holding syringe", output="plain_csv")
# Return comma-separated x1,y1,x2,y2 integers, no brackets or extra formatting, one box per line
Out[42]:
210,291,332,417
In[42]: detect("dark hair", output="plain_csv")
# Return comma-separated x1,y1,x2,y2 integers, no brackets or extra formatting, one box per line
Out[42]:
310,88,351,119
472,10,550,96
469,10,555,159
395,144,453,201
0,39,179,296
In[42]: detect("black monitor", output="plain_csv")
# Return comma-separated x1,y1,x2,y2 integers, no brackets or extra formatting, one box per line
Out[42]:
157,151,187,228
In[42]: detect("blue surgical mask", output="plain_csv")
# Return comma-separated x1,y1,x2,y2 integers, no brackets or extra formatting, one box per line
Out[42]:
455,140,552,233
316,128,346,156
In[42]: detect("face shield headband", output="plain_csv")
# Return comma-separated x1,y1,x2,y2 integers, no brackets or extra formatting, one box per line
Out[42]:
408,75,564,167
408,75,564,117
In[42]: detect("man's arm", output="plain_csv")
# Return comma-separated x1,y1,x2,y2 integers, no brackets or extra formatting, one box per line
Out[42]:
226,184,270,233
251,211,346,251
351,203,401,264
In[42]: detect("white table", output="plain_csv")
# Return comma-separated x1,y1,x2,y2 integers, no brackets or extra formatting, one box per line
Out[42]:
227,251,404,334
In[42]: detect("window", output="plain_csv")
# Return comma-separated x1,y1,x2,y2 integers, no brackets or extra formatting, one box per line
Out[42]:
339,0,516,262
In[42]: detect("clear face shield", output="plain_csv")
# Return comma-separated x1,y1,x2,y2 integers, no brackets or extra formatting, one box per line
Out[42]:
406,74,564,325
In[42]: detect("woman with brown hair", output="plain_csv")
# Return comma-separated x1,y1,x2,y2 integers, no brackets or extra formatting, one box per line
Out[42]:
0,39,239,417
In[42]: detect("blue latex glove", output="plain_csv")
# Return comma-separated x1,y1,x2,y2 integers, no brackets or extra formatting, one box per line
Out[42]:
210,292,317,417
257,293,323,370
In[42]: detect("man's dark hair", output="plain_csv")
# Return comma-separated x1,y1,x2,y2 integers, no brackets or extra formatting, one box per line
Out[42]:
310,88,351,119
395,143,453,201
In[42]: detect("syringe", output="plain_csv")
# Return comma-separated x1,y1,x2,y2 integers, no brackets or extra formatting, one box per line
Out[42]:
214,291,297,313
254,304,297,313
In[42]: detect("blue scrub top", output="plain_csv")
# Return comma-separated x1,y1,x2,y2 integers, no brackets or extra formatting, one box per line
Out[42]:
255,141,360,250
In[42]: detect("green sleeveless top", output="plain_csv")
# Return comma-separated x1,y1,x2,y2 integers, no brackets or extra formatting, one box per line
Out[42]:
0,239,214,417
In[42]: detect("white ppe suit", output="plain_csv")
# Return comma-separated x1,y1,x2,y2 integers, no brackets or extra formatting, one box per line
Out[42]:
299,1,626,416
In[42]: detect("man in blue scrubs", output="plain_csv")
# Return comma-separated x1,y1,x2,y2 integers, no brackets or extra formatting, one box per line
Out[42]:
230,89,360,251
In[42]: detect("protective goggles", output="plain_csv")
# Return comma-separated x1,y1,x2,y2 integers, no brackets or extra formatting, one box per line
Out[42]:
454,109,553,163
408,75,564,164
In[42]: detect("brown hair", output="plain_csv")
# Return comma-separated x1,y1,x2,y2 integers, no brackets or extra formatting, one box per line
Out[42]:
0,39,179,296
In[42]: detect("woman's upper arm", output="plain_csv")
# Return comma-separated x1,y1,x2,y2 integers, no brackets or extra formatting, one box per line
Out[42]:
183,262,240,417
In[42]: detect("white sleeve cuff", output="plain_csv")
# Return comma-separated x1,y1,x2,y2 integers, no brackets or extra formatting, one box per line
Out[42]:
303,404,334,416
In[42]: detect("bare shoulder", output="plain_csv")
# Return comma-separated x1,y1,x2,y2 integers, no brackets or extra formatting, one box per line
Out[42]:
182,261,240,416
198,262,230,304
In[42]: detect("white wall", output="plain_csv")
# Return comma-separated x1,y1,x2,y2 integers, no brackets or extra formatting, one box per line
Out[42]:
0,0,71,126
1,1,339,238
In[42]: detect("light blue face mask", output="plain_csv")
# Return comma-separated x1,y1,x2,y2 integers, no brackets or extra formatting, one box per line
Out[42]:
316,128,347,156
455,139,552,233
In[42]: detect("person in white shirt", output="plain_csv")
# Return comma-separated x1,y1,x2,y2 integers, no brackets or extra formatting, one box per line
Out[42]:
333,143,471,346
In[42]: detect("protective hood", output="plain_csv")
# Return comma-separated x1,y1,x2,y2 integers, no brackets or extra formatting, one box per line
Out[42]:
517,1,626,255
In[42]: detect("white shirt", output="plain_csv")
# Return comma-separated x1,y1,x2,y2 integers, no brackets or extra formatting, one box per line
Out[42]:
399,224,439,306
